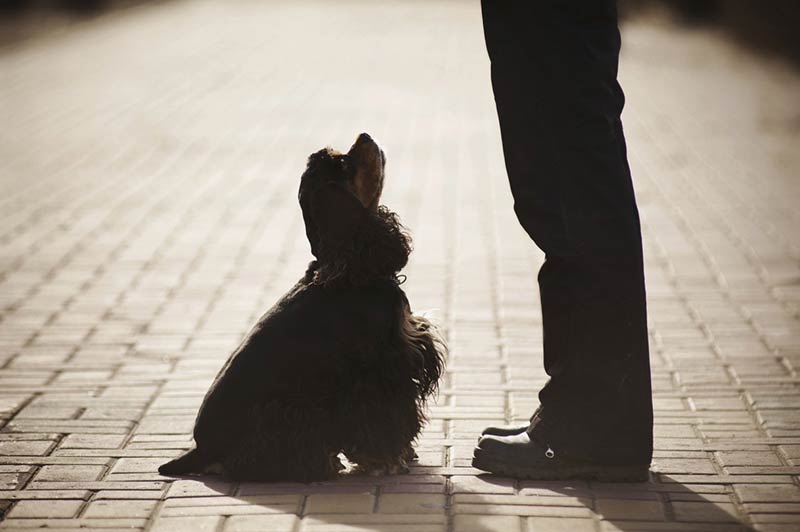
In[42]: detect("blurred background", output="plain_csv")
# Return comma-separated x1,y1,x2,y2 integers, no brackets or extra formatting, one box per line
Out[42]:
620,0,800,66
3,0,800,64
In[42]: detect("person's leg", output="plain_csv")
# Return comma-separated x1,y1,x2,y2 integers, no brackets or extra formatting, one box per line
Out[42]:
475,0,653,472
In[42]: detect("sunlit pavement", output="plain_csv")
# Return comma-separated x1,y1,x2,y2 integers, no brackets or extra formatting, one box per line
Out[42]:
1,1,799,531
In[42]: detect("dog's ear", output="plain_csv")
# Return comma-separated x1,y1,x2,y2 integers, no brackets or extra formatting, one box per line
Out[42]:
308,182,365,259
299,188,321,258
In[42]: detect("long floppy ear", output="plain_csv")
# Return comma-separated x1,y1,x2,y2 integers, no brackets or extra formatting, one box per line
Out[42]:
309,182,366,259
299,189,321,258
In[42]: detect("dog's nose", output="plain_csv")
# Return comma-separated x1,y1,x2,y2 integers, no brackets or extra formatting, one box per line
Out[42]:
354,132,373,146
348,132,381,157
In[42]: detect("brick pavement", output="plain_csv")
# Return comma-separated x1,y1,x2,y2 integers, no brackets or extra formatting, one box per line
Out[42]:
1,1,799,531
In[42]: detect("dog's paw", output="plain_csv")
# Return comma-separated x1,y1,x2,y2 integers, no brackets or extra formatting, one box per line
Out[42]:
329,453,346,473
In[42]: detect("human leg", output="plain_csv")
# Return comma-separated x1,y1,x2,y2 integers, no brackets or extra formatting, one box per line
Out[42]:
475,0,652,473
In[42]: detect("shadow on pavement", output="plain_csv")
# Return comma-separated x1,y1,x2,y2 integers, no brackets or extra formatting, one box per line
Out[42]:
520,473,757,532
464,472,757,532
158,470,756,532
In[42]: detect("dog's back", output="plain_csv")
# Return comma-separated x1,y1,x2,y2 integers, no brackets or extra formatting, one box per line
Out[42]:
160,274,408,477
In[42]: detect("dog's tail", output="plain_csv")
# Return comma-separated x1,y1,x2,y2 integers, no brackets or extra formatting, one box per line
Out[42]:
159,447,212,476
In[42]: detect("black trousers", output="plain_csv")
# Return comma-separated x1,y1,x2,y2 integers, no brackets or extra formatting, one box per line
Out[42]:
481,0,653,464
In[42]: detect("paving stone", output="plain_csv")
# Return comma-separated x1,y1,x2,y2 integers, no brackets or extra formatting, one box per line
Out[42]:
663,475,794,484
151,515,223,532
161,504,298,517
450,475,516,494
94,490,166,500
672,501,740,523
750,513,800,524
752,525,800,532
595,499,665,520
27,481,165,491
452,503,591,518
82,499,157,518
303,524,443,532
14,406,82,420
224,514,298,532
380,476,447,494
735,485,800,503
454,494,588,508
743,503,800,513
33,465,105,482
59,434,128,449
1,457,111,466
517,484,591,498
0,517,148,529
108,457,166,474
654,458,718,475
300,514,445,530
236,483,317,497
164,495,301,509
723,466,800,476
0,1,797,530
0,490,91,501
304,494,374,515
599,522,740,532
668,493,732,503
524,517,597,532
0,440,55,456
55,449,175,458
377,494,446,514
717,451,784,467
452,515,522,532
7,499,84,518
166,479,235,498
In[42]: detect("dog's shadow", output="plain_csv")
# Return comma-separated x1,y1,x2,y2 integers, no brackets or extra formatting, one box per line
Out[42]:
154,470,755,532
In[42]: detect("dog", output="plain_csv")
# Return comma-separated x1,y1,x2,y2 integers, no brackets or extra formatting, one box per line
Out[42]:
159,133,445,481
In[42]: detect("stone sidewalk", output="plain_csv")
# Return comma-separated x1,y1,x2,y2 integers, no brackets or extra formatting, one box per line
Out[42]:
1,1,799,531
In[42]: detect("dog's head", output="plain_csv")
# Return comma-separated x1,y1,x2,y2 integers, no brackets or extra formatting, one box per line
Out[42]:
299,133,385,257
299,133,409,286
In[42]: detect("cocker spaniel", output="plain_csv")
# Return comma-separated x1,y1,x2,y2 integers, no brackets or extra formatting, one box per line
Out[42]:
159,133,445,481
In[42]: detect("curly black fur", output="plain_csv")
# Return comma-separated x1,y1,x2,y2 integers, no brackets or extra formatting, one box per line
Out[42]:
159,139,446,482
314,206,411,287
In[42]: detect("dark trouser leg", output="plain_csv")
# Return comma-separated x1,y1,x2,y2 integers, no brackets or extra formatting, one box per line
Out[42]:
481,0,653,464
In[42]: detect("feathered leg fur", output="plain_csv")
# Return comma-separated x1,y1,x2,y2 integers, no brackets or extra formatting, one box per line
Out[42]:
344,306,445,475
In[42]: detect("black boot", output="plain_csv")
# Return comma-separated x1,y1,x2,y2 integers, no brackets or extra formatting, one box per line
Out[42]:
472,418,650,482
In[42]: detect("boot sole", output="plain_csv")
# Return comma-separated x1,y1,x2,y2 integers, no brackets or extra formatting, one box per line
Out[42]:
472,449,650,482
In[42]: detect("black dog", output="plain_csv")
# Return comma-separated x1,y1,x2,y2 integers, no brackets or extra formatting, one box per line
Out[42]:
159,133,445,481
